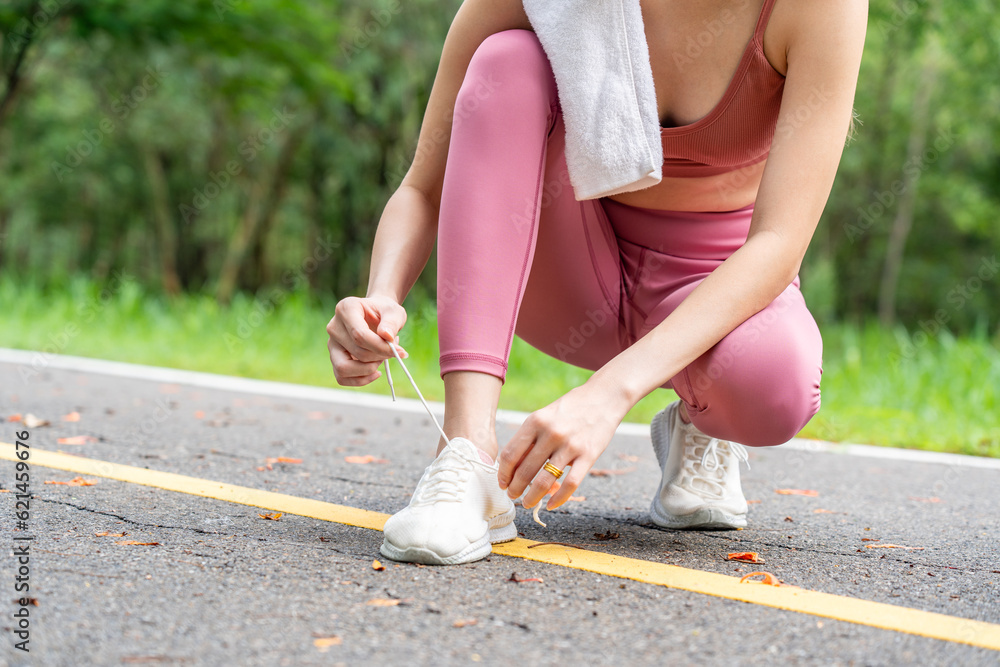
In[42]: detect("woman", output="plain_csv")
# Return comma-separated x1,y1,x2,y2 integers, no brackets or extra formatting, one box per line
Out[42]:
327,0,867,565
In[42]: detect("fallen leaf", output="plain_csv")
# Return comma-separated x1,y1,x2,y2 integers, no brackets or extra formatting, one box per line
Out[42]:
784,517,794,522
366,598,401,607
726,552,764,564
57,435,98,445
193,410,205,419
775,489,819,497
813,509,839,514
567,496,586,502
44,476,97,486
739,571,780,585
861,538,879,542
116,541,160,546
61,411,81,422
267,457,303,464
617,454,641,462
865,544,925,550
372,559,386,571
589,467,635,477
746,499,762,504
345,455,389,464
6,414,22,422
24,414,50,428
95,532,127,537
0,490,9,493
908,496,941,503
313,636,342,648
507,572,544,584
453,618,478,628
17,597,39,606
258,512,283,521
594,530,620,541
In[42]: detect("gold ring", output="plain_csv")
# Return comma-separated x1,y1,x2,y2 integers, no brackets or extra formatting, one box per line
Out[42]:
543,461,565,479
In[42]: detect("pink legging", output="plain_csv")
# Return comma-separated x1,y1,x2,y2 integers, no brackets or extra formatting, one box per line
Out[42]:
436,30,822,447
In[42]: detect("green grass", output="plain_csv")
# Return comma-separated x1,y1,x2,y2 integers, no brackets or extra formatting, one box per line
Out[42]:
1,277,997,457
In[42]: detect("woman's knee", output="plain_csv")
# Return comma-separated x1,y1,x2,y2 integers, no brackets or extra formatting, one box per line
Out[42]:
684,290,823,446
456,30,557,124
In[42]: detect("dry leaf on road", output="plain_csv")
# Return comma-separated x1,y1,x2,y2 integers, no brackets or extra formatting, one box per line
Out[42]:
865,544,925,550
726,552,764,564
739,571,780,585
57,435,98,445
23,414,50,428
589,467,636,477
345,455,389,464
61,411,81,422
775,489,819,497
372,559,386,571
507,572,544,584
366,599,401,607
453,619,478,628
258,513,283,521
116,541,160,546
313,637,342,648
95,532,127,537
44,477,97,486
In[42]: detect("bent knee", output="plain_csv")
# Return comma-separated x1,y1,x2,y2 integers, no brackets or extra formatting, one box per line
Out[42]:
459,30,556,114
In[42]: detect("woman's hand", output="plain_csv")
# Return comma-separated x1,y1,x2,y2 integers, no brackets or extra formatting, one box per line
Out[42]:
326,295,408,387
497,382,630,511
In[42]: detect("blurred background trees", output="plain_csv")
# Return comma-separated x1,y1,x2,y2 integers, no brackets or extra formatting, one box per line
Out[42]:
1,0,998,338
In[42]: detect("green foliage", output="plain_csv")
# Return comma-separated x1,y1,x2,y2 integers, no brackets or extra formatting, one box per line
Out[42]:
1,278,996,457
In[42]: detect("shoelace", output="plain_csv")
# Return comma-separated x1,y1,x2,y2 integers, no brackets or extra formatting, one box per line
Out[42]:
384,342,449,446
412,448,472,506
682,432,750,499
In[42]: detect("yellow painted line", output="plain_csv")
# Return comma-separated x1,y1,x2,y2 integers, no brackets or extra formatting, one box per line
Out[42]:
3,443,998,652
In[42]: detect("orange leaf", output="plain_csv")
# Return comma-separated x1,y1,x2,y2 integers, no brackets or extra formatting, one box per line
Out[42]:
739,571,780,585
372,559,386,571
193,410,205,419
266,457,303,464
116,541,160,546
453,619,478,628
61,411,81,422
366,598,401,607
6,413,22,422
258,512,283,521
775,489,819,497
345,455,389,464
813,509,839,514
95,532,127,537
44,476,97,486
726,552,764,564
313,636,342,648
57,435,98,445
589,467,635,477
507,572,543,584
865,544,925,550
746,499,762,504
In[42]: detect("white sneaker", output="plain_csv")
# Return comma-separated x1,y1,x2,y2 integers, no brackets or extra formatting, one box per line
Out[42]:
649,401,749,530
380,437,516,565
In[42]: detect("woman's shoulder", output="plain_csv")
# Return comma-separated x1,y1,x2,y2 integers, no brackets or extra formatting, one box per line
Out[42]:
766,0,868,74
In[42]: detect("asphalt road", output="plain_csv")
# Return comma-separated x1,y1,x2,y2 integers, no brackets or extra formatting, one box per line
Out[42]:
0,353,998,666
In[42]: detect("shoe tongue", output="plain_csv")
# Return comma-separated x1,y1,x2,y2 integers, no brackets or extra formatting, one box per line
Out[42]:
446,437,493,464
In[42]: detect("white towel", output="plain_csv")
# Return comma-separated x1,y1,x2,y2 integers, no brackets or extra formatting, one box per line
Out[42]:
523,0,662,201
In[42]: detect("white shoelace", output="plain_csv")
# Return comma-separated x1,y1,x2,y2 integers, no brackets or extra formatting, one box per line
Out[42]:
681,432,750,499
412,448,471,506
384,341,450,446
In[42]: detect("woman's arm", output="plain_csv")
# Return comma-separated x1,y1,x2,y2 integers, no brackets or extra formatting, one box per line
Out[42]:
328,0,531,386
499,0,869,509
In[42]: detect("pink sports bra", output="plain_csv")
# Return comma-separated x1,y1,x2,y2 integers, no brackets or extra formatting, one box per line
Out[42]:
659,0,785,178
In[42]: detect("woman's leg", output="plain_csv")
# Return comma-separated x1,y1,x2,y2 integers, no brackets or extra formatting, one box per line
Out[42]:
436,29,627,456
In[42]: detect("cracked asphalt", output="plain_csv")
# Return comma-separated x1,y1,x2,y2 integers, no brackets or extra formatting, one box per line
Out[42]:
1,358,998,666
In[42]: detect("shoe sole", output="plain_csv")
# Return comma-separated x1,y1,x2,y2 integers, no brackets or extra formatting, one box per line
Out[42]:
649,405,747,531
380,505,517,566
649,501,747,530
